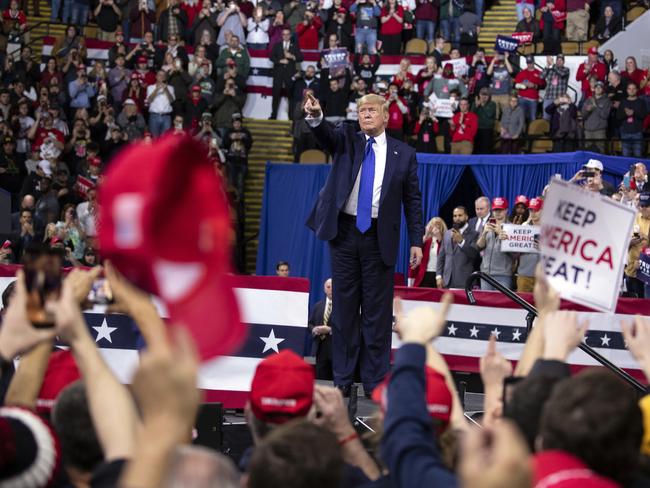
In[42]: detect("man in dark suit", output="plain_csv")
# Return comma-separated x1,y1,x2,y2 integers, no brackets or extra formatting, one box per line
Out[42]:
436,206,479,289
269,28,304,120
468,195,491,234
307,278,333,380
304,92,423,396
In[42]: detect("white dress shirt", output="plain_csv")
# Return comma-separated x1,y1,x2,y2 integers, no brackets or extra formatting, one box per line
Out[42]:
146,84,175,114
474,214,489,233
305,113,387,218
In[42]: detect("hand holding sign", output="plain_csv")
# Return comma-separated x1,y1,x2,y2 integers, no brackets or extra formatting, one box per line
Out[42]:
540,179,636,311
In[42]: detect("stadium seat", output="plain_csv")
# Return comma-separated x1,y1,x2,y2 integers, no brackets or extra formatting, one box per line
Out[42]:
561,41,579,55
531,139,552,153
626,6,646,22
581,40,599,55
299,149,329,164
527,119,549,136
405,38,427,55
535,42,544,54
436,135,446,153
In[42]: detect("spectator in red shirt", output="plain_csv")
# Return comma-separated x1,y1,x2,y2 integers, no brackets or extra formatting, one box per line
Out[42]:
539,0,565,54
450,97,478,154
514,55,545,122
2,0,26,40
380,0,404,55
576,46,606,103
296,10,322,51
385,83,409,140
622,56,645,88
415,56,439,96
392,58,416,88
27,111,65,154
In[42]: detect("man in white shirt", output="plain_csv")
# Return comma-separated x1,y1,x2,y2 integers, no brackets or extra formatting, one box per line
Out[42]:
469,195,491,234
146,70,175,137
76,187,98,238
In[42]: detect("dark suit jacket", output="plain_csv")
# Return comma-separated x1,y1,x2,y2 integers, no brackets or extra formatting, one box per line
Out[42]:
308,298,332,356
306,121,423,266
436,227,479,288
270,41,304,82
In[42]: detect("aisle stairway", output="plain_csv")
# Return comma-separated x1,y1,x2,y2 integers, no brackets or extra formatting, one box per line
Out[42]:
478,0,518,51
242,119,295,274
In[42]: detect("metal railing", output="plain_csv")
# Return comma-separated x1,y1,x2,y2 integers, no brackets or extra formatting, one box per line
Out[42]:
465,271,646,393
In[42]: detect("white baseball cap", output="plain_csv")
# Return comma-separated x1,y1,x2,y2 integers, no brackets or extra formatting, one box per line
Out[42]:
584,159,603,171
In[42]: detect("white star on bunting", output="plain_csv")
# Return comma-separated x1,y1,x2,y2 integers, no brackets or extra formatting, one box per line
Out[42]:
600,334,611,347
93,318,117,343
260,329,285,354
491,328,501,340
512,329,522,341
469,326,479,338
447,324,458,336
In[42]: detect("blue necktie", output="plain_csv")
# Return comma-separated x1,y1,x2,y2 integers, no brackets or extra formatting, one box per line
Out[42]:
356,137,375,233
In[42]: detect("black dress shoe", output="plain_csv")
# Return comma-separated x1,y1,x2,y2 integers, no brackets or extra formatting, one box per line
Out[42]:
336,385,351,398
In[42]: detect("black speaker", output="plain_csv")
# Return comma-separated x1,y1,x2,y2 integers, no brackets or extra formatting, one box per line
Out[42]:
193,402,223,451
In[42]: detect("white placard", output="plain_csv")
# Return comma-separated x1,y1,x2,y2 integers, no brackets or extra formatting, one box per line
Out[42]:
427,95,455,118
442,58,468,78
540,179,636,312
500,224,540,253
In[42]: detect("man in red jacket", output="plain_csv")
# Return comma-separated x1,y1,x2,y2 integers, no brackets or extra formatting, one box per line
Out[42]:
576,46,606,102
514,54,545,122
450,97,478,154
296,10,322,50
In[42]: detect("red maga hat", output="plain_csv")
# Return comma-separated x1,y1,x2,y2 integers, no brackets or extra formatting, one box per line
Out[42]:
491,197,509,210
528,197,543,211
514,194,529,206
249,350,315,424
98,135,245,360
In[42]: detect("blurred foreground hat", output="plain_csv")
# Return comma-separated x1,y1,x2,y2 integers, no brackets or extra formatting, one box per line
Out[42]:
372,366,452,432
249,350,314,424
98,135,245,360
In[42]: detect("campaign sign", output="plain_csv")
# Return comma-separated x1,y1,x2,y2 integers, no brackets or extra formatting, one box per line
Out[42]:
501,224,540,253
638,252,650,285
511,32,533,45
428,97,455,118
442,58,468,77
494,35,519,53
540,179,636,312
322,47,349,78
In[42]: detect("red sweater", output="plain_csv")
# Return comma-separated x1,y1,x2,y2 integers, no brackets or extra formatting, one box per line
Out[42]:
380,6,404,35
539,0,566,30
296,15,322,50
451,111,478,142
392,70,416,88
386,95,409,130
514,68,545,100
576,60,606,97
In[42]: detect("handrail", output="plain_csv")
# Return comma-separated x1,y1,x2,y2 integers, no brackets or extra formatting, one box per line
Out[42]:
465,271,646,393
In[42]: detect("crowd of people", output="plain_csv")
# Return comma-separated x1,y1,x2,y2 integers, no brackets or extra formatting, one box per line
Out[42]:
2,259,650,487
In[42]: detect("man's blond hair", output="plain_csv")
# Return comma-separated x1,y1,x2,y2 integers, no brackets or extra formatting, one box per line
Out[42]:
358,94,389,114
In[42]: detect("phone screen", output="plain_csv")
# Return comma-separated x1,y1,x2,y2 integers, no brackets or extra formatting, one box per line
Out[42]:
488,218,496,225
23,245,63,328
87,278,114,305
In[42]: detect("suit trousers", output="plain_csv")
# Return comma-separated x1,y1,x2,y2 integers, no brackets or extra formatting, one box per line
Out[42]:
271,69,292,118
329,214,394,391
315,336,333,380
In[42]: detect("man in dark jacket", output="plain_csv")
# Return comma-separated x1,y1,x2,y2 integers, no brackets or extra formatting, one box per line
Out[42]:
617,82,648,158
269,27,304,119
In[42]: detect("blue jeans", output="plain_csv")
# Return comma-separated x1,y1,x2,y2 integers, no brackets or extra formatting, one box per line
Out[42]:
475,0,484,19
440,17,460,47
70,2,88,26
148,112,171,137
415,20,436,41
61,0,73,23
481,275,514,291
50,0,61,20
621,132,643,158
519,97,538,122
516,2,535,21
355,27,377,55
542,98,554,121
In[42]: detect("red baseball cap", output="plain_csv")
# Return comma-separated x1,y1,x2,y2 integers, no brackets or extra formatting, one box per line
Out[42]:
514,195,529,207
491,197,509,210
137,56,147,64
98,135,245,360
2,240,11,249
588,46,599,55
372,366,452,431
249,350,315,424
337,6,346,13
191,85,201,92
528,197,543,211
130,71,143,81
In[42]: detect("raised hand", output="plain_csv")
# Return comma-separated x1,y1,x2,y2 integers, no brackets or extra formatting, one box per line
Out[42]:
304,92,322,117
543,311,589,361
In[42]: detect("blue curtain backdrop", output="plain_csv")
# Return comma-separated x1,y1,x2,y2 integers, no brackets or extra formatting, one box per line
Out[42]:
257,151,649,301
